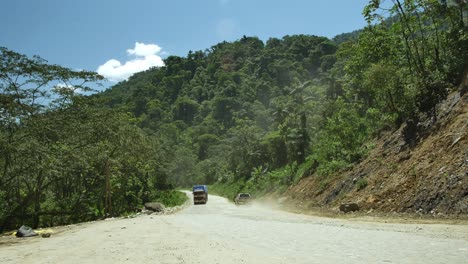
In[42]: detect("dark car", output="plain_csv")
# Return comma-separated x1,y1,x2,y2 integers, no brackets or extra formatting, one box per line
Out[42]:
234,193,252,205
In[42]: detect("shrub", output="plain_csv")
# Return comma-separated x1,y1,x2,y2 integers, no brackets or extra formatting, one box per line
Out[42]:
150,190,188,207
356,178,368,191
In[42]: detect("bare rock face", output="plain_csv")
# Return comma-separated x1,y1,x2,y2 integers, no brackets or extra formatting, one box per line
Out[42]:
366,195,380,206
339,203,359,213
144,202,166,212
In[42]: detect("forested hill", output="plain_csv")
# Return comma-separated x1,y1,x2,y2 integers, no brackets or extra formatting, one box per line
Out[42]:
98,0,466,207
97,34,341,186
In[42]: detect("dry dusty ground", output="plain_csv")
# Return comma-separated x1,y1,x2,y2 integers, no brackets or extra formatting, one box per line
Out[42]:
1,193,467,264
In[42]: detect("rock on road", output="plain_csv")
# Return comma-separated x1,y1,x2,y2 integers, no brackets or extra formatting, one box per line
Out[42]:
1,193,467,264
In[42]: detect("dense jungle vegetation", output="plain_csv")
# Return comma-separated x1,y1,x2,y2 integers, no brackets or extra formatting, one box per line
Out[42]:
1,0,466,231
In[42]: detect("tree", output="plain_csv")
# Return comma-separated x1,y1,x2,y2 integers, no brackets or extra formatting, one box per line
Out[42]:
0,47,103,230
1,48,172,230
363,0,467,119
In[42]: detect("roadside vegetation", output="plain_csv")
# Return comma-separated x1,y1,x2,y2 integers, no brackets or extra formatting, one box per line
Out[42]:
151,190,188,207
0,48,186,232
1,0,466,231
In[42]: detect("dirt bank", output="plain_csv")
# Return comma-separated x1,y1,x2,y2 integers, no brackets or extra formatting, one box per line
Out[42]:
289,91,468,215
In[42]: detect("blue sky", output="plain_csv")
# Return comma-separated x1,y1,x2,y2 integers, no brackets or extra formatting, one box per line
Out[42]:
1,0,371,85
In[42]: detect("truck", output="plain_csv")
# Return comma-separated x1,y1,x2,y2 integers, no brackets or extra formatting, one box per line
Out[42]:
192,185,208,205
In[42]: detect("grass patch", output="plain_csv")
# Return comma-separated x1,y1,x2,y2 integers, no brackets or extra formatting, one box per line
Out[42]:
356,178,368,190
210,182,244,201
317,177,330,194
211,167,295,200
150,190,188,207
293,158,316,184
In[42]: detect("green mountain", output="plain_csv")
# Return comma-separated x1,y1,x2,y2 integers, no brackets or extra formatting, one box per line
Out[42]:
97,0,467,197
97,35,339,186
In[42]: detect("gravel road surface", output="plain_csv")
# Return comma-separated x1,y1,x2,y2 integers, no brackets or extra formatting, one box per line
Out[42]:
1,193,467,264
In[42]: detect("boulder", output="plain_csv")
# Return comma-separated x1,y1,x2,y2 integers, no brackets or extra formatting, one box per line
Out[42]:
144,202,165,212
339,203,360,213
16,225,38,237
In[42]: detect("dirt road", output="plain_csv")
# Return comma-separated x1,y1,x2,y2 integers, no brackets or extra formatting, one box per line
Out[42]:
1,193,467,263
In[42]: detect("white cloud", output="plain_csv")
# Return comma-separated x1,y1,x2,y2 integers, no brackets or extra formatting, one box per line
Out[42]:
97,42,165,82
54,83,78,93
54,83,88,94
127,42,162,57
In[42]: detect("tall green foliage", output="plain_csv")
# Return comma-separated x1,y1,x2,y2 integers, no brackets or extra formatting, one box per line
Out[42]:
98,35,339,182
363,0,467,119
0,48,174,231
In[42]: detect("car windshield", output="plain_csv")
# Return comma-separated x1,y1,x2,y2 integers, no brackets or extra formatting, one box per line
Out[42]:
240,194,250,198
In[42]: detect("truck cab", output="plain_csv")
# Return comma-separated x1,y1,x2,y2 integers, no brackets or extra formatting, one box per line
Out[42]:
192,185,208,205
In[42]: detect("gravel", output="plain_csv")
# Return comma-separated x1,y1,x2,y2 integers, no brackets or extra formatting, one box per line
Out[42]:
1,192,467,264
